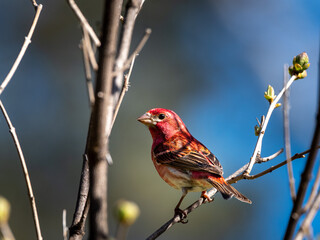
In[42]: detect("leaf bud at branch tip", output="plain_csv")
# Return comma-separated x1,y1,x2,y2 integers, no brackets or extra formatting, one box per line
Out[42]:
289,52,310,79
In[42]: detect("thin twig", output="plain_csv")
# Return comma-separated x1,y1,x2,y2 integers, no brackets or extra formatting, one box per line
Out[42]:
228,149,312,184
122,28,151,73
0,101,43,240
81,27,98,71
257,148,284,162
244,75,297,176
112,28,151,78
109,55,136,136
80,36,95,107
294,191,320,240
283,64,296,201
111,0,148,128
63,209,68,240
0,4,43,96
146,148,312,239
226,148,283,182
67,0,101,47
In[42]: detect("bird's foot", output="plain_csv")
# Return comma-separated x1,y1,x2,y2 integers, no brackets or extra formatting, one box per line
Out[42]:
174,208,188,224
201,191,214,203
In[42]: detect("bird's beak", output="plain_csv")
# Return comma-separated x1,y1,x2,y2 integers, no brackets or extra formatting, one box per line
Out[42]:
137,112,154,126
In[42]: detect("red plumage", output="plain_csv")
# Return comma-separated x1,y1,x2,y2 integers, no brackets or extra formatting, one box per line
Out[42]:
138,108,251,212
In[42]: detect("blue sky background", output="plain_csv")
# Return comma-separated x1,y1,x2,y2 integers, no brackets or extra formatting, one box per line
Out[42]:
0,0,319,239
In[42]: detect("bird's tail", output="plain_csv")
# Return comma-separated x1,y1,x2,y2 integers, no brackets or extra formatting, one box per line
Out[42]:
207,176,252,204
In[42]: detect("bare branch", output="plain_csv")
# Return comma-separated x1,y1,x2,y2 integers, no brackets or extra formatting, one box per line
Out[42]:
0,4,43,96
110,55,136,134
257,148,284,162
0,101,43,240
244,75,297,176
67,0,101,47
111,28,151,78
123,28,151,72
81,27,98,71
80,33,95,107
226,149,283,182
146,198,207,240
283,63,296,201
228,149,311,184
111,0,148,134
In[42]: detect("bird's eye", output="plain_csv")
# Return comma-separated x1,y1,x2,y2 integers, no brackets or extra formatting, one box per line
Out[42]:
158,113,166,120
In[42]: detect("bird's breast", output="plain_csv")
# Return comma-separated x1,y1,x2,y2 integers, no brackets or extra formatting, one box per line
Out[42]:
151,155,212,192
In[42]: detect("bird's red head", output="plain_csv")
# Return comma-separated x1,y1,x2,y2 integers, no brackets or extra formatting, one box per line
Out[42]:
138,108,190,143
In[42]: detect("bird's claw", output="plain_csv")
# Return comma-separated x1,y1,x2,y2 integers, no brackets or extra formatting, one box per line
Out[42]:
201,191,214,203
174,208,188,224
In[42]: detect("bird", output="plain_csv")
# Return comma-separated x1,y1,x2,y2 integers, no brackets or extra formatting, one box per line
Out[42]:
138,108,251,217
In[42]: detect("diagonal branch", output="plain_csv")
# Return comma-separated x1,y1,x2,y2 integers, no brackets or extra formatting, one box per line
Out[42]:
244,75,297,176
67,0,101,47
80,28,95,107
0,101,43,240
110,55,136,133
0,4,43,96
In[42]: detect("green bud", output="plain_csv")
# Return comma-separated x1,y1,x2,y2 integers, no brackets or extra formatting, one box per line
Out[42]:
0,196,10,224
254,125,261,136
264,85,276,104
289,52,310,78
293,52,310,70
114,200,140,226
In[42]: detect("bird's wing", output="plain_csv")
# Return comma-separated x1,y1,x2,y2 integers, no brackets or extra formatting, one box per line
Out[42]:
153,142,223,176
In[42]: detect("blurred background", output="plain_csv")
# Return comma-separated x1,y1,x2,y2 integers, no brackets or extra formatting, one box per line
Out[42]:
0,0,319,239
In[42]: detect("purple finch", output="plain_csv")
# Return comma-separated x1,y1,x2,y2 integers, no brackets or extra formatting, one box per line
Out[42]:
138,108,251,215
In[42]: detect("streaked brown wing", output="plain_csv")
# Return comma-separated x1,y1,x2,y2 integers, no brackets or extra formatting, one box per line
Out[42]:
154,146,223,176
200,148,223,173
